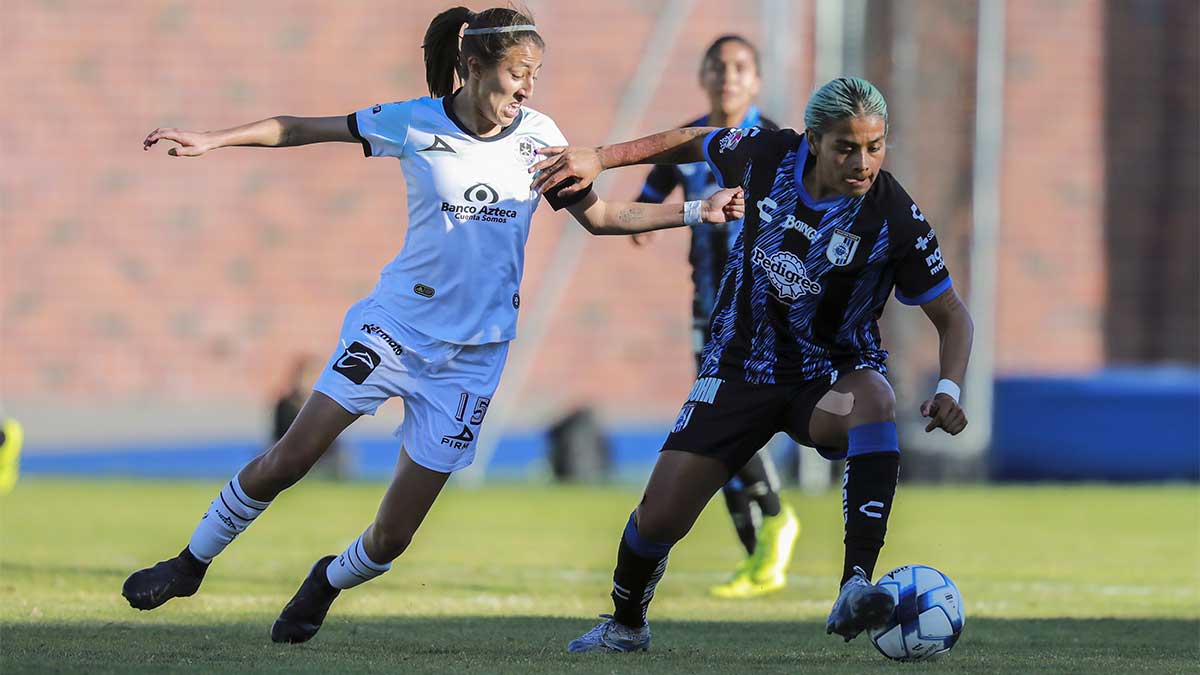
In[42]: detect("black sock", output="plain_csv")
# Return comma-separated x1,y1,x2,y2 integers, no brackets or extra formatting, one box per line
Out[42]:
739,452,782,517
721,481,758,555
611,512,671,628
840,451,899,586
178,546,209,578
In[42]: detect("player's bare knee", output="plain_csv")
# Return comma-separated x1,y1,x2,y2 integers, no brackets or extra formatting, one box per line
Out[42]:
851,390,895,425
845,377,896,426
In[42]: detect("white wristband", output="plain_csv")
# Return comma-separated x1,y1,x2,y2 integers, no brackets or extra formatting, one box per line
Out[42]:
935,379,961,403
683,200,703,226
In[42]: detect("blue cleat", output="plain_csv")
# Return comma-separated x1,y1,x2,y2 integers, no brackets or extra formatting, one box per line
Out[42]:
567,614,651,653
826,566,895,642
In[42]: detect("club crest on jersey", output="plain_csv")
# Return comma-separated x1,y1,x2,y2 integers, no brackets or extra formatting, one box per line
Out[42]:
517,137,537,166
752,247,822,299
826,229,861,267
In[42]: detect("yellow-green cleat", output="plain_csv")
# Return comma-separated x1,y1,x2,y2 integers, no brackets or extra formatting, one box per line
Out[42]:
750,505,801,590
0,417,23,496
709,557,759,598
710,505,801,598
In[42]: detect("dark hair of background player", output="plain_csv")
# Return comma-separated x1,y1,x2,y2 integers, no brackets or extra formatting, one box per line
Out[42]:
700,34,761,75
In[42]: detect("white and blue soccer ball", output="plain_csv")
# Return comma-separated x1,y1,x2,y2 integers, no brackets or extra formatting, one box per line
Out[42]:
868,564,964,661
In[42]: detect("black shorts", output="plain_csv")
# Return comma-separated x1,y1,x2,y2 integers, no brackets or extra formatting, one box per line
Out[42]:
662,375,848,472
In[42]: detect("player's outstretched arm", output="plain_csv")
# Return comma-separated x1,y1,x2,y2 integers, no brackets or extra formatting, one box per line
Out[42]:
566,187,743,236
143,116,356,157
918,287,974,435
530,127,718,196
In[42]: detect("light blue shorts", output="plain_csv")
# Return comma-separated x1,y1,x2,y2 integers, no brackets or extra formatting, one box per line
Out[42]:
313,297,509,473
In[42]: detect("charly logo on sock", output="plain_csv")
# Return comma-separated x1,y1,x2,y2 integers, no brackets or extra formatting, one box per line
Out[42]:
858,500,886,519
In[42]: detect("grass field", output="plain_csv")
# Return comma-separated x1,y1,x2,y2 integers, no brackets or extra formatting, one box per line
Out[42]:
1,478,1197,673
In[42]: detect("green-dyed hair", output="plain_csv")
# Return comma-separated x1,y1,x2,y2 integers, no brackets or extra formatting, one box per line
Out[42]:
803,77,888,135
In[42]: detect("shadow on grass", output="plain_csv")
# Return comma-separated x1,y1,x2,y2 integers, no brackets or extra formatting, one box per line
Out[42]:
2,616,1197,674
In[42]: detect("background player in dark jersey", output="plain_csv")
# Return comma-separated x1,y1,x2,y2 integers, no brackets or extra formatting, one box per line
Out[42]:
633,35,799,599
532,77,973,653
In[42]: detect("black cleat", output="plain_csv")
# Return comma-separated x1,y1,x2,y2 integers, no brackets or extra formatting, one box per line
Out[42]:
122,547,209,611
271,555,341,644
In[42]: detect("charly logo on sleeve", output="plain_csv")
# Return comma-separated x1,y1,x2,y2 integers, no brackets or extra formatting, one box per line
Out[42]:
757,197,818,242
441,181,519,223
752,247,822,299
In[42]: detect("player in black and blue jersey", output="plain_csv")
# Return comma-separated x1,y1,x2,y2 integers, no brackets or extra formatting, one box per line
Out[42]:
633,35,799,599
533,76,974,653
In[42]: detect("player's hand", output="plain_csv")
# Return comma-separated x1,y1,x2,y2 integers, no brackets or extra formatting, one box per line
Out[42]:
703,188,745,224
921,393,968,434
143,128,215,157
529,146,602,196
631,231,659,247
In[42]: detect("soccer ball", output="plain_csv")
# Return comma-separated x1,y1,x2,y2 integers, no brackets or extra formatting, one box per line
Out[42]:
868,565,964,661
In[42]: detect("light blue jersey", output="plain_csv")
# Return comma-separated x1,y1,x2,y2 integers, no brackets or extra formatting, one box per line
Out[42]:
349,94,581,345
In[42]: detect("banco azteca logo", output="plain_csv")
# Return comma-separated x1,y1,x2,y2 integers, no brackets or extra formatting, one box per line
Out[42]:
463,182,499,205
752,246,822,300
442,181,517,223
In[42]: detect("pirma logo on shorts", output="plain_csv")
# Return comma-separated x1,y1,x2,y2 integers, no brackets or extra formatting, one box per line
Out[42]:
441,425,475,449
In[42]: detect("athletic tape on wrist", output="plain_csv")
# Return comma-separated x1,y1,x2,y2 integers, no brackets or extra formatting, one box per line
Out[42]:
935,379,961,403
683,200,703,226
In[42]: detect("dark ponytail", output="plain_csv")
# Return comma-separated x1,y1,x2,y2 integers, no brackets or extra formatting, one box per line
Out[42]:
423,6,473,98
422,5,544,98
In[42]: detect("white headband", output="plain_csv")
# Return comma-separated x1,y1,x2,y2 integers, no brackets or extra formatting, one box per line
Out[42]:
463,24,537,36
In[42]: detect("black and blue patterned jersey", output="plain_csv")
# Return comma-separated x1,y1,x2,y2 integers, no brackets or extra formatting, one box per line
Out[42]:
698,126,953,384
635,107,778,327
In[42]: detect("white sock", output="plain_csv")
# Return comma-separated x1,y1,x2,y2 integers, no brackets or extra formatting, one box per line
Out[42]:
325,532,391,590
187,477,271,563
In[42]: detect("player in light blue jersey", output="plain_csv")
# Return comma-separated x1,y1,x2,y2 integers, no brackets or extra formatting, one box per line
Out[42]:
122,5,745,645
634,35,800,600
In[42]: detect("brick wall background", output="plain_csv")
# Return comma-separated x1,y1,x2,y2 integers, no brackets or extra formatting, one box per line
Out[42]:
1,0,1196,443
